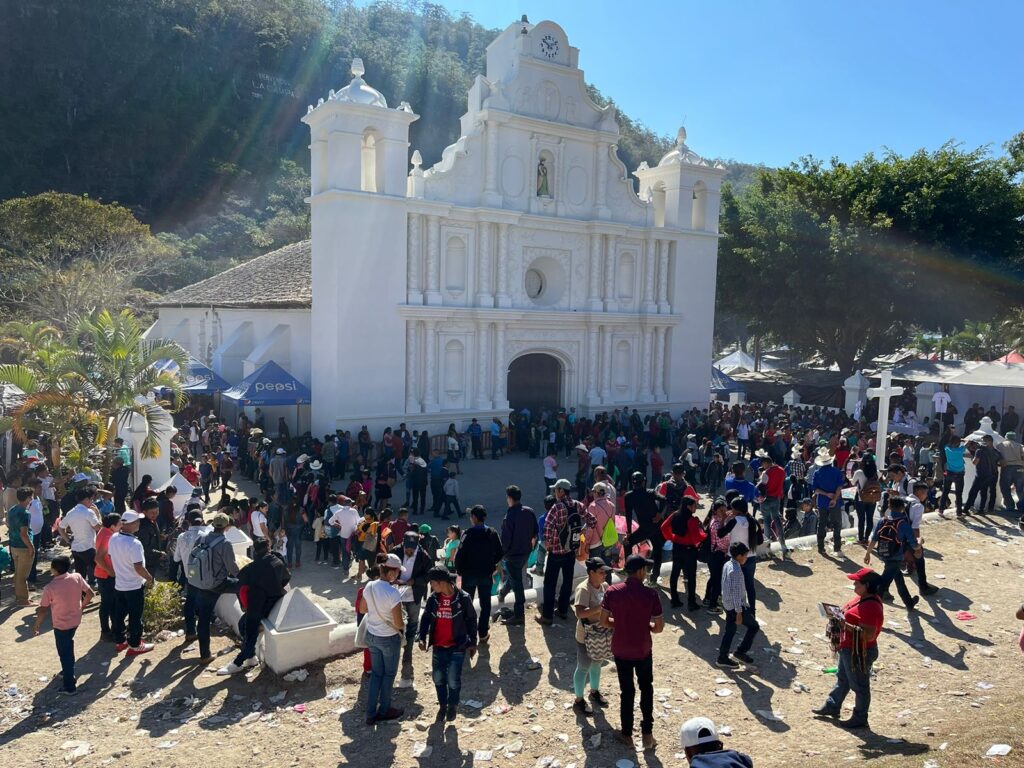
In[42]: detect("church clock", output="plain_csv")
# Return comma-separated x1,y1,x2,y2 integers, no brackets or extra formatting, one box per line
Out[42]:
539,34,559,59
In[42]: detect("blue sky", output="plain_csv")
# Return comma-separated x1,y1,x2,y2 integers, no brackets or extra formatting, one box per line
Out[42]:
417,0,1024,167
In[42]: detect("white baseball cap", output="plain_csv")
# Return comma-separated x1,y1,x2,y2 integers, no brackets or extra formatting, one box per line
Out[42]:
120,511,142,524
275,448,286,455
383,553,403,570
680,716,719,748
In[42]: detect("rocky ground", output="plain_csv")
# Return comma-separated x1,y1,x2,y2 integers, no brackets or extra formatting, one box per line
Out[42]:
2,502,1023,768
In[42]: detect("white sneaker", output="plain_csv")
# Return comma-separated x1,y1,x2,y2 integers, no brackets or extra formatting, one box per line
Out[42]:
217,662,243,676
241,657,259,669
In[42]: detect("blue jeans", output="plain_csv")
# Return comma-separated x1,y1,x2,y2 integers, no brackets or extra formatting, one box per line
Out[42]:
286,525,304,566
718,608,759,659
54,626,77,692
503,556,529,618
431,646,466,706
740,555,757,610
194,588,220,659
825,646,878,723
366,632,401,717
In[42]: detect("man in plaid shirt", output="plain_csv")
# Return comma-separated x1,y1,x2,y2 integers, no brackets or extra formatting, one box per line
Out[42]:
536,479,596,625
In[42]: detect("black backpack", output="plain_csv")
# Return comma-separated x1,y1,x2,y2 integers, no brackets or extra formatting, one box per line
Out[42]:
558,500,586,553
876,516,907,560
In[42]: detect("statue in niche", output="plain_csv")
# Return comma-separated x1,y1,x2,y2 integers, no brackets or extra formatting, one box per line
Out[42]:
537,157,550,197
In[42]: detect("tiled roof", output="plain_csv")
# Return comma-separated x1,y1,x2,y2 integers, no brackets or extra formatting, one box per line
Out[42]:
153,240,311,308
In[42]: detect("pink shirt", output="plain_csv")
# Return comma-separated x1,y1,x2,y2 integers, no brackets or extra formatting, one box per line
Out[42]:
40,573,93,630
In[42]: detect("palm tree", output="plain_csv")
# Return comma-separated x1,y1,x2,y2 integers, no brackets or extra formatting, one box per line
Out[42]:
0,337,92,469
74,309,188,476
1000,308,1024,354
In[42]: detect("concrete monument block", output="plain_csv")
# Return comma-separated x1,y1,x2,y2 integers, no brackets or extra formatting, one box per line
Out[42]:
261,589,339,674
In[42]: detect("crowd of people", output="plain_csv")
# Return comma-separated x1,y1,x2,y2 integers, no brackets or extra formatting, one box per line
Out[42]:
4,394,1024,758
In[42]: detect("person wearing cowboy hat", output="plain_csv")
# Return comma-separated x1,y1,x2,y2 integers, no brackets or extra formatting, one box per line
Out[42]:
811,447,845,554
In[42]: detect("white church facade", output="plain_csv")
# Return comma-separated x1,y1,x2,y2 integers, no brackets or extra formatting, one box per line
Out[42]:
152,18,724,436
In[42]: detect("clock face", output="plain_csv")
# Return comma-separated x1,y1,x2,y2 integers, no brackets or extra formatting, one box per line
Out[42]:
540,34,559,59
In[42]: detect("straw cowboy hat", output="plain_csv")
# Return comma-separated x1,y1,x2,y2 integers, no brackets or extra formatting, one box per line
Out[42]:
813,447,835,467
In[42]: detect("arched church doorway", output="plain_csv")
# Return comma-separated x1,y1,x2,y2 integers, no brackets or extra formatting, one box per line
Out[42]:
507,353,562,415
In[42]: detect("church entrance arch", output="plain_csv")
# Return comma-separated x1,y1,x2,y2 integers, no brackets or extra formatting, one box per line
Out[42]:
507,353,562,415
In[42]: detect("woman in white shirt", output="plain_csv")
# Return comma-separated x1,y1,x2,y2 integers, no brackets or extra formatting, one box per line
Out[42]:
358,553,406,725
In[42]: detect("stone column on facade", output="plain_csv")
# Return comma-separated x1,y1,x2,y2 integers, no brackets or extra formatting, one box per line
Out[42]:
407,213,423,305
405,320,420,413
423,319,439,411
603,234,617,312
642,237,657,313
495,223,512,308
600,325,613,404
585,325,599,403
475,321,491,410
594,141,610,219
493,323,508,408
653,326,666,401
483,120,502,208
640,326,653,402
587,233,603,311
476,221,494,307
656,239,670,314
425,215,442,306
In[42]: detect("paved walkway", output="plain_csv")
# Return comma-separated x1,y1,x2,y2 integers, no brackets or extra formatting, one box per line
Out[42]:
221,449,583,623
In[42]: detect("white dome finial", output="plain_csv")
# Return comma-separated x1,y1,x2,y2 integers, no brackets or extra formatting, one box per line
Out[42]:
351,58,365,79
677,126,687,146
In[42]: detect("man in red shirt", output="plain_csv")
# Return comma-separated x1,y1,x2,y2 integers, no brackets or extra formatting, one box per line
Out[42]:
757,454,790,558
601,555,665,751
813,567,884,729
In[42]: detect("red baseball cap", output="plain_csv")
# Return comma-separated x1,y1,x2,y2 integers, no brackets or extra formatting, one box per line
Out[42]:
847,567,877,582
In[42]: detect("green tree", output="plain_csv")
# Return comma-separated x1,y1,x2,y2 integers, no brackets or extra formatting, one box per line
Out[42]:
74,309,188,474
0,193,174,327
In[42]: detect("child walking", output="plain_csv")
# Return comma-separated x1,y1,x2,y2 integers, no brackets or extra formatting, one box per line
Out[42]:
716,542,759,668
34,555,94,694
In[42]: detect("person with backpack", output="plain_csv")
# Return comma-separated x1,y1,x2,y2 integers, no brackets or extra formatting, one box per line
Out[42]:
585,482,618,580
187,512,240,663
813,567,885,729
417,566,479,722
218,537,290,675
851,455,882,545
624,473,666,586
661,496,707,610
863,497,919,610
499,485,538,627
537,479,596,626
454,505,504,643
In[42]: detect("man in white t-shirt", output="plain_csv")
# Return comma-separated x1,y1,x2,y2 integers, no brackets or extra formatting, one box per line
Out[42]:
26,478,45,583
59,487,102,587
328,497,361,573
107,511,154,656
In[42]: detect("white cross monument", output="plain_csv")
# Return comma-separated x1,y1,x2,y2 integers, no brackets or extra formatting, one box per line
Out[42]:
867,370,904,467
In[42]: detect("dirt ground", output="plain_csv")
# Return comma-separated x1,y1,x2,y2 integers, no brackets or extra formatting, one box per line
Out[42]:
2,512,1023,768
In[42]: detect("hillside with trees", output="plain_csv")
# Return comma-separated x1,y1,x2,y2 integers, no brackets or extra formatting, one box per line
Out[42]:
0,0,698,298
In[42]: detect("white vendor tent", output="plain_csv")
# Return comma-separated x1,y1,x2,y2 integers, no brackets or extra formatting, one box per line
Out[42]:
886,360,1024,427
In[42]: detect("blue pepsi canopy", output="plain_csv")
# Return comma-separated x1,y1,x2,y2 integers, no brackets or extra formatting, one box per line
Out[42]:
155,356,231,393
222,360,311,405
